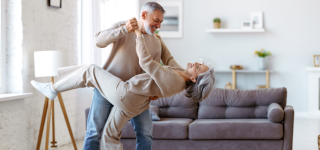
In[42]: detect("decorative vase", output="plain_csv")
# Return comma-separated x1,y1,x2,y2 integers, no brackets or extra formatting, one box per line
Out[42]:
214,22,220,28
258,57,266,70
225,82,232,89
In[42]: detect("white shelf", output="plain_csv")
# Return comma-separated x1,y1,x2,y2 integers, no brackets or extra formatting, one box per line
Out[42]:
216,70,273,73
0,93,33,102
306,67,320,72
206,28,265,33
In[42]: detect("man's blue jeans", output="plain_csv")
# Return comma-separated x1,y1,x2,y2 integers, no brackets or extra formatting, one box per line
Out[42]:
83,89,153,150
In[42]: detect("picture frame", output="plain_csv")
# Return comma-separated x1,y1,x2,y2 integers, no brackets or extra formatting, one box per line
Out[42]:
250,12,263,28
313,55,320,67
48,0,61,8
155,0,183,38
241,20,252,29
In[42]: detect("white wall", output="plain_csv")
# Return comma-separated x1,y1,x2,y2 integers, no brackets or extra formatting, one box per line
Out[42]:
1,1,317,149
143,0,320,112
0,0,81,149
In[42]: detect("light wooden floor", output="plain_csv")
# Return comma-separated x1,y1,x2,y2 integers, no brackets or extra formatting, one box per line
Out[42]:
56,117,319,150
50,140,83,150
293,117,320,150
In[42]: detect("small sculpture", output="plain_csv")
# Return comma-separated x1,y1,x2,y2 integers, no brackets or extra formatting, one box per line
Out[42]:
225,82,232,89
230,65,243,70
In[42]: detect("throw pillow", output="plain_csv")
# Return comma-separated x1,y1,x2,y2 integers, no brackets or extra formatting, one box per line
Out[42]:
267,103,284,123
149,105,160,121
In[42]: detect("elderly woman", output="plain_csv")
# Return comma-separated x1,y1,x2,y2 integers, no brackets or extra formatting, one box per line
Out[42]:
31,29,215,150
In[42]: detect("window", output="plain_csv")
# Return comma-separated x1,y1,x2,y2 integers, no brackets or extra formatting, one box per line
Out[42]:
80,0,139,65
0,0,6,94
99,0,139,62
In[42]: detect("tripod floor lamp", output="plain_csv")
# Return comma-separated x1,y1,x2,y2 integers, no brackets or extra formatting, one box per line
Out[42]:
34,51,77,150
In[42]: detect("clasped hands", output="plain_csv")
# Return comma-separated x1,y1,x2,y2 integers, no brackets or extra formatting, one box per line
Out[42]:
125,17,141,36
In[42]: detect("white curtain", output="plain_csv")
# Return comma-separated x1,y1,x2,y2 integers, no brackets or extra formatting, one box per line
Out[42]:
81,0,140,66
76,0,140,140
81,0,102,65
76,0,103,140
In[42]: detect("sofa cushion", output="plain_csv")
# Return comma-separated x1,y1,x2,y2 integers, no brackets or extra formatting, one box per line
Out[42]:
122,118,193,139
189,119,283,140
150,91,198,119
198,87,287,119
268,103,284,123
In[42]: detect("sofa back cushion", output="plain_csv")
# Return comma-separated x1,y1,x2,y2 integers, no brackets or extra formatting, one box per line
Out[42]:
150,91,198,119
198,87,287,119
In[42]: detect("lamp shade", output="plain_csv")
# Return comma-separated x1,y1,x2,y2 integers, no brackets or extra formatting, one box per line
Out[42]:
34,51,69,77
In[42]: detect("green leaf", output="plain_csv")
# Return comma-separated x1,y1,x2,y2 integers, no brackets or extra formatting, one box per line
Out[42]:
213,18,221,23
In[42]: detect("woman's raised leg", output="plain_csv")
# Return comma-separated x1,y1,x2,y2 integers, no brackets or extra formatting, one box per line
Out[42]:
32,64,130,112
100,107,135,150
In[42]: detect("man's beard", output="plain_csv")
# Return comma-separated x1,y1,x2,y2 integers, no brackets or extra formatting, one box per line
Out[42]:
144,20,154,35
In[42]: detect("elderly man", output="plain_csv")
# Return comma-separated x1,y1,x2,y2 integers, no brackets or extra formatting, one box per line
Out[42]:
84,2,183,150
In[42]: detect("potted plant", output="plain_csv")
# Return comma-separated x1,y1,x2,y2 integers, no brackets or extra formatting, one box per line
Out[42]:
254,49,272,70
213,18,221,28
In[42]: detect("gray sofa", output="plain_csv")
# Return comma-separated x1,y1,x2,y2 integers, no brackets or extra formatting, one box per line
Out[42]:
85,87,294,150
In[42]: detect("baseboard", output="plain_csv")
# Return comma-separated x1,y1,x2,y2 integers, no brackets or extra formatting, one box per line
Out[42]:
295,112,320,119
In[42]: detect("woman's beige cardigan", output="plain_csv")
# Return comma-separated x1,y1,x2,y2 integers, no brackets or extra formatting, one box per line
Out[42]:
125,35,186,98
55,35,186,116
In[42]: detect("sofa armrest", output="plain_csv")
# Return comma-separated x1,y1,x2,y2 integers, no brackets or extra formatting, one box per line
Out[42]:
283,105,294,150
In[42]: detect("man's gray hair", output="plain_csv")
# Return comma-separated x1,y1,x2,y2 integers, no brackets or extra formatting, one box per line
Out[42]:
140,2,165,16
185,68,215,102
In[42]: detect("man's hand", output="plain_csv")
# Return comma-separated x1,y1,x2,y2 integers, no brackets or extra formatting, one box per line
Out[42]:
148,96,159,101
126,17,139,33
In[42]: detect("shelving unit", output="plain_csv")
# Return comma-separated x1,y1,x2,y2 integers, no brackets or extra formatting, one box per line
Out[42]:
206,28,265,33
215,70,273,73
215,70,273,89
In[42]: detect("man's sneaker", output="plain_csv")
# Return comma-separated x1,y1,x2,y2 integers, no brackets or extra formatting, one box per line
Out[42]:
31,80,58,100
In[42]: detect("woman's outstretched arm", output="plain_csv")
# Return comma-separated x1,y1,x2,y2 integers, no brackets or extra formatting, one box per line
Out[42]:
154,34,184,71
133,34,185,97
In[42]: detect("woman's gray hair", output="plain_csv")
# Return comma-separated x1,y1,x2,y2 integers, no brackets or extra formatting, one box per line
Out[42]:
140,2,166,16
185,67,215,102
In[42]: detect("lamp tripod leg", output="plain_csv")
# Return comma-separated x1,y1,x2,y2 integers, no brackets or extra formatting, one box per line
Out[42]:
45,100,53,150
51,100,57,147
58,93,78,150
36,97,49,150
50,76,58,147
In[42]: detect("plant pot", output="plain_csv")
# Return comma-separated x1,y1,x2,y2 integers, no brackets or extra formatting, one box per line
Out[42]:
214,22,220,28
258,57,266,70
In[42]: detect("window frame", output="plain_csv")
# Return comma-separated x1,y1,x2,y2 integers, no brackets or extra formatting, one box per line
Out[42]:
0,0,6,94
